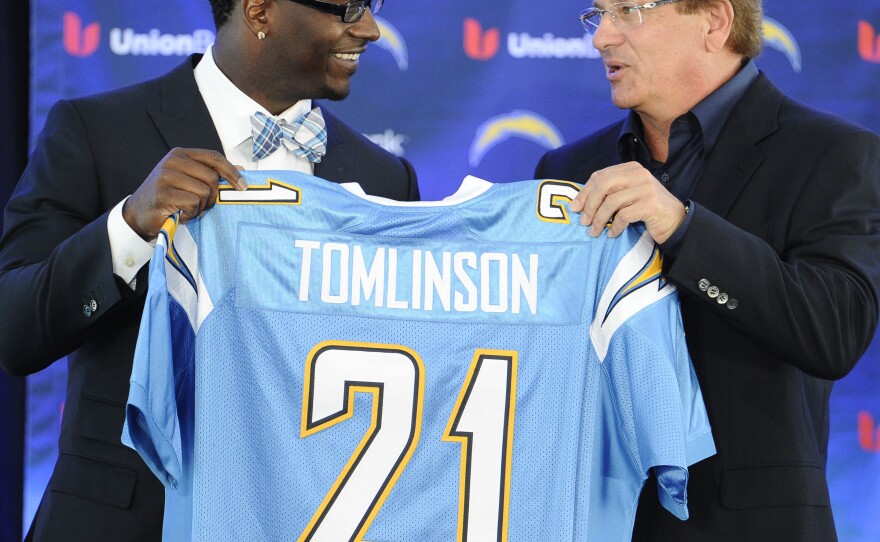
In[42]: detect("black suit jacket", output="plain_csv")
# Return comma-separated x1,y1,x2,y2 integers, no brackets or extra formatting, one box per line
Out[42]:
0,55,418,541
536,73,880,541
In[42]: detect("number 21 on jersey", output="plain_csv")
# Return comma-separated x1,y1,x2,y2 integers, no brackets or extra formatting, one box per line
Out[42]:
300,341,518,542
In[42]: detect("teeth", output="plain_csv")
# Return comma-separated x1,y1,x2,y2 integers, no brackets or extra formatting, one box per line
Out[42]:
333,53,360,61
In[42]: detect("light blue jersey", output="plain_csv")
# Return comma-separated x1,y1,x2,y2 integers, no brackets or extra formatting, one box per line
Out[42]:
123,171,714,542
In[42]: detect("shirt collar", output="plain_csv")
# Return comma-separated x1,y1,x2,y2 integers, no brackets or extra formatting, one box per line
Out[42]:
617,59,760,162
691,59,759,152
618,111,650,165
194,45,313,155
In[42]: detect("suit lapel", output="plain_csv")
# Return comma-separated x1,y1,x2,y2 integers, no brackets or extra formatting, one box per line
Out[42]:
313,104,355,183
693,73,782,217
148,54,224,154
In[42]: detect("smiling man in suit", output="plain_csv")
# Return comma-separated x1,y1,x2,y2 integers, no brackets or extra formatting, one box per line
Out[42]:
0,0,418,540
535,0,880,540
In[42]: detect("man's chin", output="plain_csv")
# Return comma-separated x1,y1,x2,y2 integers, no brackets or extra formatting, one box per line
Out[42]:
609,91,635,111
321,84,351,102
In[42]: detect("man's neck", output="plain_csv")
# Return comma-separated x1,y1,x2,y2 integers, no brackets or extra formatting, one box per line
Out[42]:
637,55,743,162
212,37,299,116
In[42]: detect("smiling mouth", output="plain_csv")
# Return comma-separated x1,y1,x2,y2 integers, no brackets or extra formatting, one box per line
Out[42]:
333,53,361,61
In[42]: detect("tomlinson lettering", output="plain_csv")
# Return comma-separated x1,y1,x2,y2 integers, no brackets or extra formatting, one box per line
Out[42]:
293,240,539,316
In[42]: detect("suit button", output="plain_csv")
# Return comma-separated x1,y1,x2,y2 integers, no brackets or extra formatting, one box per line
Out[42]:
707,286,720,298
717,293,729,304
83,304,92,317
698,279,710,291
90,299,98,312
727,298,739,310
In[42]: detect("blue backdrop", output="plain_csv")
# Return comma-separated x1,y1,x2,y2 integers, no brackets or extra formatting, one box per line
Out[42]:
26,1,880,539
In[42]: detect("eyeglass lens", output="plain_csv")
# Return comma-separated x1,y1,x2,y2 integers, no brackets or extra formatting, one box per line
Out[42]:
343,0,383,23
343,2,366,23
585,4,643,29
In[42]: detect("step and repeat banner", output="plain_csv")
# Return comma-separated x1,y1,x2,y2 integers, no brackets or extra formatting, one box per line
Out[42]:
27,0,880,538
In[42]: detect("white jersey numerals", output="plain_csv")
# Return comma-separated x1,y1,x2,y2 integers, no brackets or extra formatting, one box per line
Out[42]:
443,351,518,542
300,342,518,542
300,342,423,542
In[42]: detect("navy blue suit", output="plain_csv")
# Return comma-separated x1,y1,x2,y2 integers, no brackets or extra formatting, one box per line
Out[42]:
0,55,418,541
536,73,880,541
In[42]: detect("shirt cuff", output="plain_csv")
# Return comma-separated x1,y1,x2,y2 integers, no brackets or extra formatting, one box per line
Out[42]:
108,197,155,289
660,200,695,259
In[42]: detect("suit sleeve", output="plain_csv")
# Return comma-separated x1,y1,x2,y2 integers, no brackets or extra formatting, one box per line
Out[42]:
665,128,880,380
0,99,137,376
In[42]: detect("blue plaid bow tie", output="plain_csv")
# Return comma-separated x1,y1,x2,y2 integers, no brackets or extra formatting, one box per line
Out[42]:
250,109,327,163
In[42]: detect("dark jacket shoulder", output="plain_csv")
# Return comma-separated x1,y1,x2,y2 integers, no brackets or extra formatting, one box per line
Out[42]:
535,119,624,182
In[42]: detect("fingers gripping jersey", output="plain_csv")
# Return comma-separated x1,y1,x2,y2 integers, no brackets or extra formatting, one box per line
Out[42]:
122,172,715,542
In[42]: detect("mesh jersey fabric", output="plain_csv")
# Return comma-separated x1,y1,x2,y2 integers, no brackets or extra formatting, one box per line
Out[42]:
122,171,715,542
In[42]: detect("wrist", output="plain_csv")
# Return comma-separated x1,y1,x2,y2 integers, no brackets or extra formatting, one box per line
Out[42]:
121,197,152,241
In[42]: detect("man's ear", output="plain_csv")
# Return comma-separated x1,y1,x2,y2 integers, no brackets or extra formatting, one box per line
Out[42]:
705,0,735,53
243,0,270,38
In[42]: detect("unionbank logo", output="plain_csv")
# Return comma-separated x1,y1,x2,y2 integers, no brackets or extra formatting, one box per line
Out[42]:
762,17,801,72
464,18,500,60
469,110,563,167
858,20,880,63
64,11,100,57
374,17,408,70
63,11,214,57
109,28,214,56
464,17,598,61
508,32,599,59
858,411,880,452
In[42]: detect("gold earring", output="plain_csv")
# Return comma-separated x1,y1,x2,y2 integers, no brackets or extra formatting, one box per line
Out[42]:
257,31,266,40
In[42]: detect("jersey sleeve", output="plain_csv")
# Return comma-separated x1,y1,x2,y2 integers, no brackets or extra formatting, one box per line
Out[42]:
121,215,198,490
624,301,715,521
592,230,715,521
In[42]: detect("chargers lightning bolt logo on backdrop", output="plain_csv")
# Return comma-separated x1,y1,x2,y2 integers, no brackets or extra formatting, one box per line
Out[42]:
762,17,801,72
63,11,100,57
464,18,500,61
469,111,563,167
374,17,408,70
858,21,880,63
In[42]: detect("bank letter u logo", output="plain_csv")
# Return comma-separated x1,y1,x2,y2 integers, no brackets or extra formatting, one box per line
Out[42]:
63,12,100,57
464,18,500,61
858,411,880,452
858,21,880,63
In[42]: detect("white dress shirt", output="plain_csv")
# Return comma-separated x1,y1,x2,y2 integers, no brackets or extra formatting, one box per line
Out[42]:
108,45,316,287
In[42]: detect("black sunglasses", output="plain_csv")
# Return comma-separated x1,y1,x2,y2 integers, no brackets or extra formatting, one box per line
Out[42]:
287,0,384,23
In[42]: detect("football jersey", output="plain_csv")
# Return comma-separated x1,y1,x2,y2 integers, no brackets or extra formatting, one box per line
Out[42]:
122,171,715,542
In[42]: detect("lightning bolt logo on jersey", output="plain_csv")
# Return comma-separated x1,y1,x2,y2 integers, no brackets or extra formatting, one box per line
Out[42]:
123,171,715,542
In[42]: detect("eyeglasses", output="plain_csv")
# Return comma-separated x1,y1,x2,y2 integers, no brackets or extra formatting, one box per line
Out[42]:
287,0,383,23
579,0,681,32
